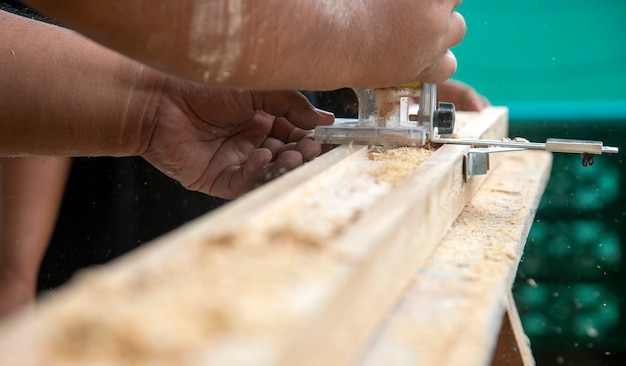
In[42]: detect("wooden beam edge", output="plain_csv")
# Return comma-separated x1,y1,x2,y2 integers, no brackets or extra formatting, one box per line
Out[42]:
356,150,552,366
277,108,509,366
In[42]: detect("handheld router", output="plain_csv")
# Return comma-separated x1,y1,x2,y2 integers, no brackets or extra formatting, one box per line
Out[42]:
314,83,619,180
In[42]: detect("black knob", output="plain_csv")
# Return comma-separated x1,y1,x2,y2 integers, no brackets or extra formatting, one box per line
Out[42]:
434,102,455,135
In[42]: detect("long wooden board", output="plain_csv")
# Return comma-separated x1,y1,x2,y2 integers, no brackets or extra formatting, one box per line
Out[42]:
0,108,508,366
357,150,551,366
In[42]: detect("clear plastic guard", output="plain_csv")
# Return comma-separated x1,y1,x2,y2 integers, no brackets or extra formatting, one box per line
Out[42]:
314,119,428,146
312,84,435,147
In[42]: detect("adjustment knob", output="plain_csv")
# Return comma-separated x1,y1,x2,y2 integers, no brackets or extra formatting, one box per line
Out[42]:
434,102,455,135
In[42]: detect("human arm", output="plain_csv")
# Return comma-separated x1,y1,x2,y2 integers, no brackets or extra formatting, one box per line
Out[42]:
0,157,71,317
0,10,333,198
0,10,160,156
22,0,465,90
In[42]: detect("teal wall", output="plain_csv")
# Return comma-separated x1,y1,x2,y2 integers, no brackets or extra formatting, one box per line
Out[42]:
453,1,626,364
454,0,626,120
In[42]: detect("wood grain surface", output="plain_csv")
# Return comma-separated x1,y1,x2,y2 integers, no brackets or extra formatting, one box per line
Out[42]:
0,108,516,366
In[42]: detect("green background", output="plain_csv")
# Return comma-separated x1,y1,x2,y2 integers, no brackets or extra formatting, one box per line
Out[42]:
453,1,626,365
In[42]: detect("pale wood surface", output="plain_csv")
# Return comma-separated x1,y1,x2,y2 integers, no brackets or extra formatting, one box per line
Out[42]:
0,108,509,366
357,150,551,366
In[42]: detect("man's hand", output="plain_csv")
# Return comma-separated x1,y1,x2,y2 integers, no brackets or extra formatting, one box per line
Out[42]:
438,80,490,112
142,85,334,199
339,0,467,88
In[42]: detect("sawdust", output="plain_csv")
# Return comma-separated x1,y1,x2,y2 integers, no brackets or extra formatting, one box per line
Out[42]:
188,0,243,83
40,231,338,365
368,146,434,185
372,87,420,122
27,146,441,364
362,152,550,366
316,0,358,30
374,91,401,121
0,109,528,365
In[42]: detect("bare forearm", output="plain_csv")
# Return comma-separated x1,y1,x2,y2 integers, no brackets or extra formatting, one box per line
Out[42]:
22,0,465,90
21,0,345,89
0,10,161,156
0,157,71,286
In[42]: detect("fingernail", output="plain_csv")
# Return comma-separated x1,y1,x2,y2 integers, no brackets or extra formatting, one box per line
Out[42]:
315,108,335,118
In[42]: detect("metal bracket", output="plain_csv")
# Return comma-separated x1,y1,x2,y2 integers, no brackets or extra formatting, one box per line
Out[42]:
464,147,524,182
462,138,619,182
464,149,489,181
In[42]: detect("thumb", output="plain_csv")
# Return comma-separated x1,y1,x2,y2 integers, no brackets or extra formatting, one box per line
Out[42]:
252,90,335,130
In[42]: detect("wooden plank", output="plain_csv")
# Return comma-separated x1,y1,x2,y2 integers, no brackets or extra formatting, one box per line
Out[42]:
356,150,551,366
0,108,508,366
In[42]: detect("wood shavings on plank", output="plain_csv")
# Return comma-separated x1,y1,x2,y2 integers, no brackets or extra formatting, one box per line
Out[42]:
367,146,434,185
0,109,509,366
358,150,552,366
0,145,437,366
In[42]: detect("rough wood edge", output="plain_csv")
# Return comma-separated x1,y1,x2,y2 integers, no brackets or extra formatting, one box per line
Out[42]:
356,150,551,366
278,108,509,366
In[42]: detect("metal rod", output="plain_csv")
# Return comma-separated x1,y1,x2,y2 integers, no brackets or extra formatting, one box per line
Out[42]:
432,137,619,155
